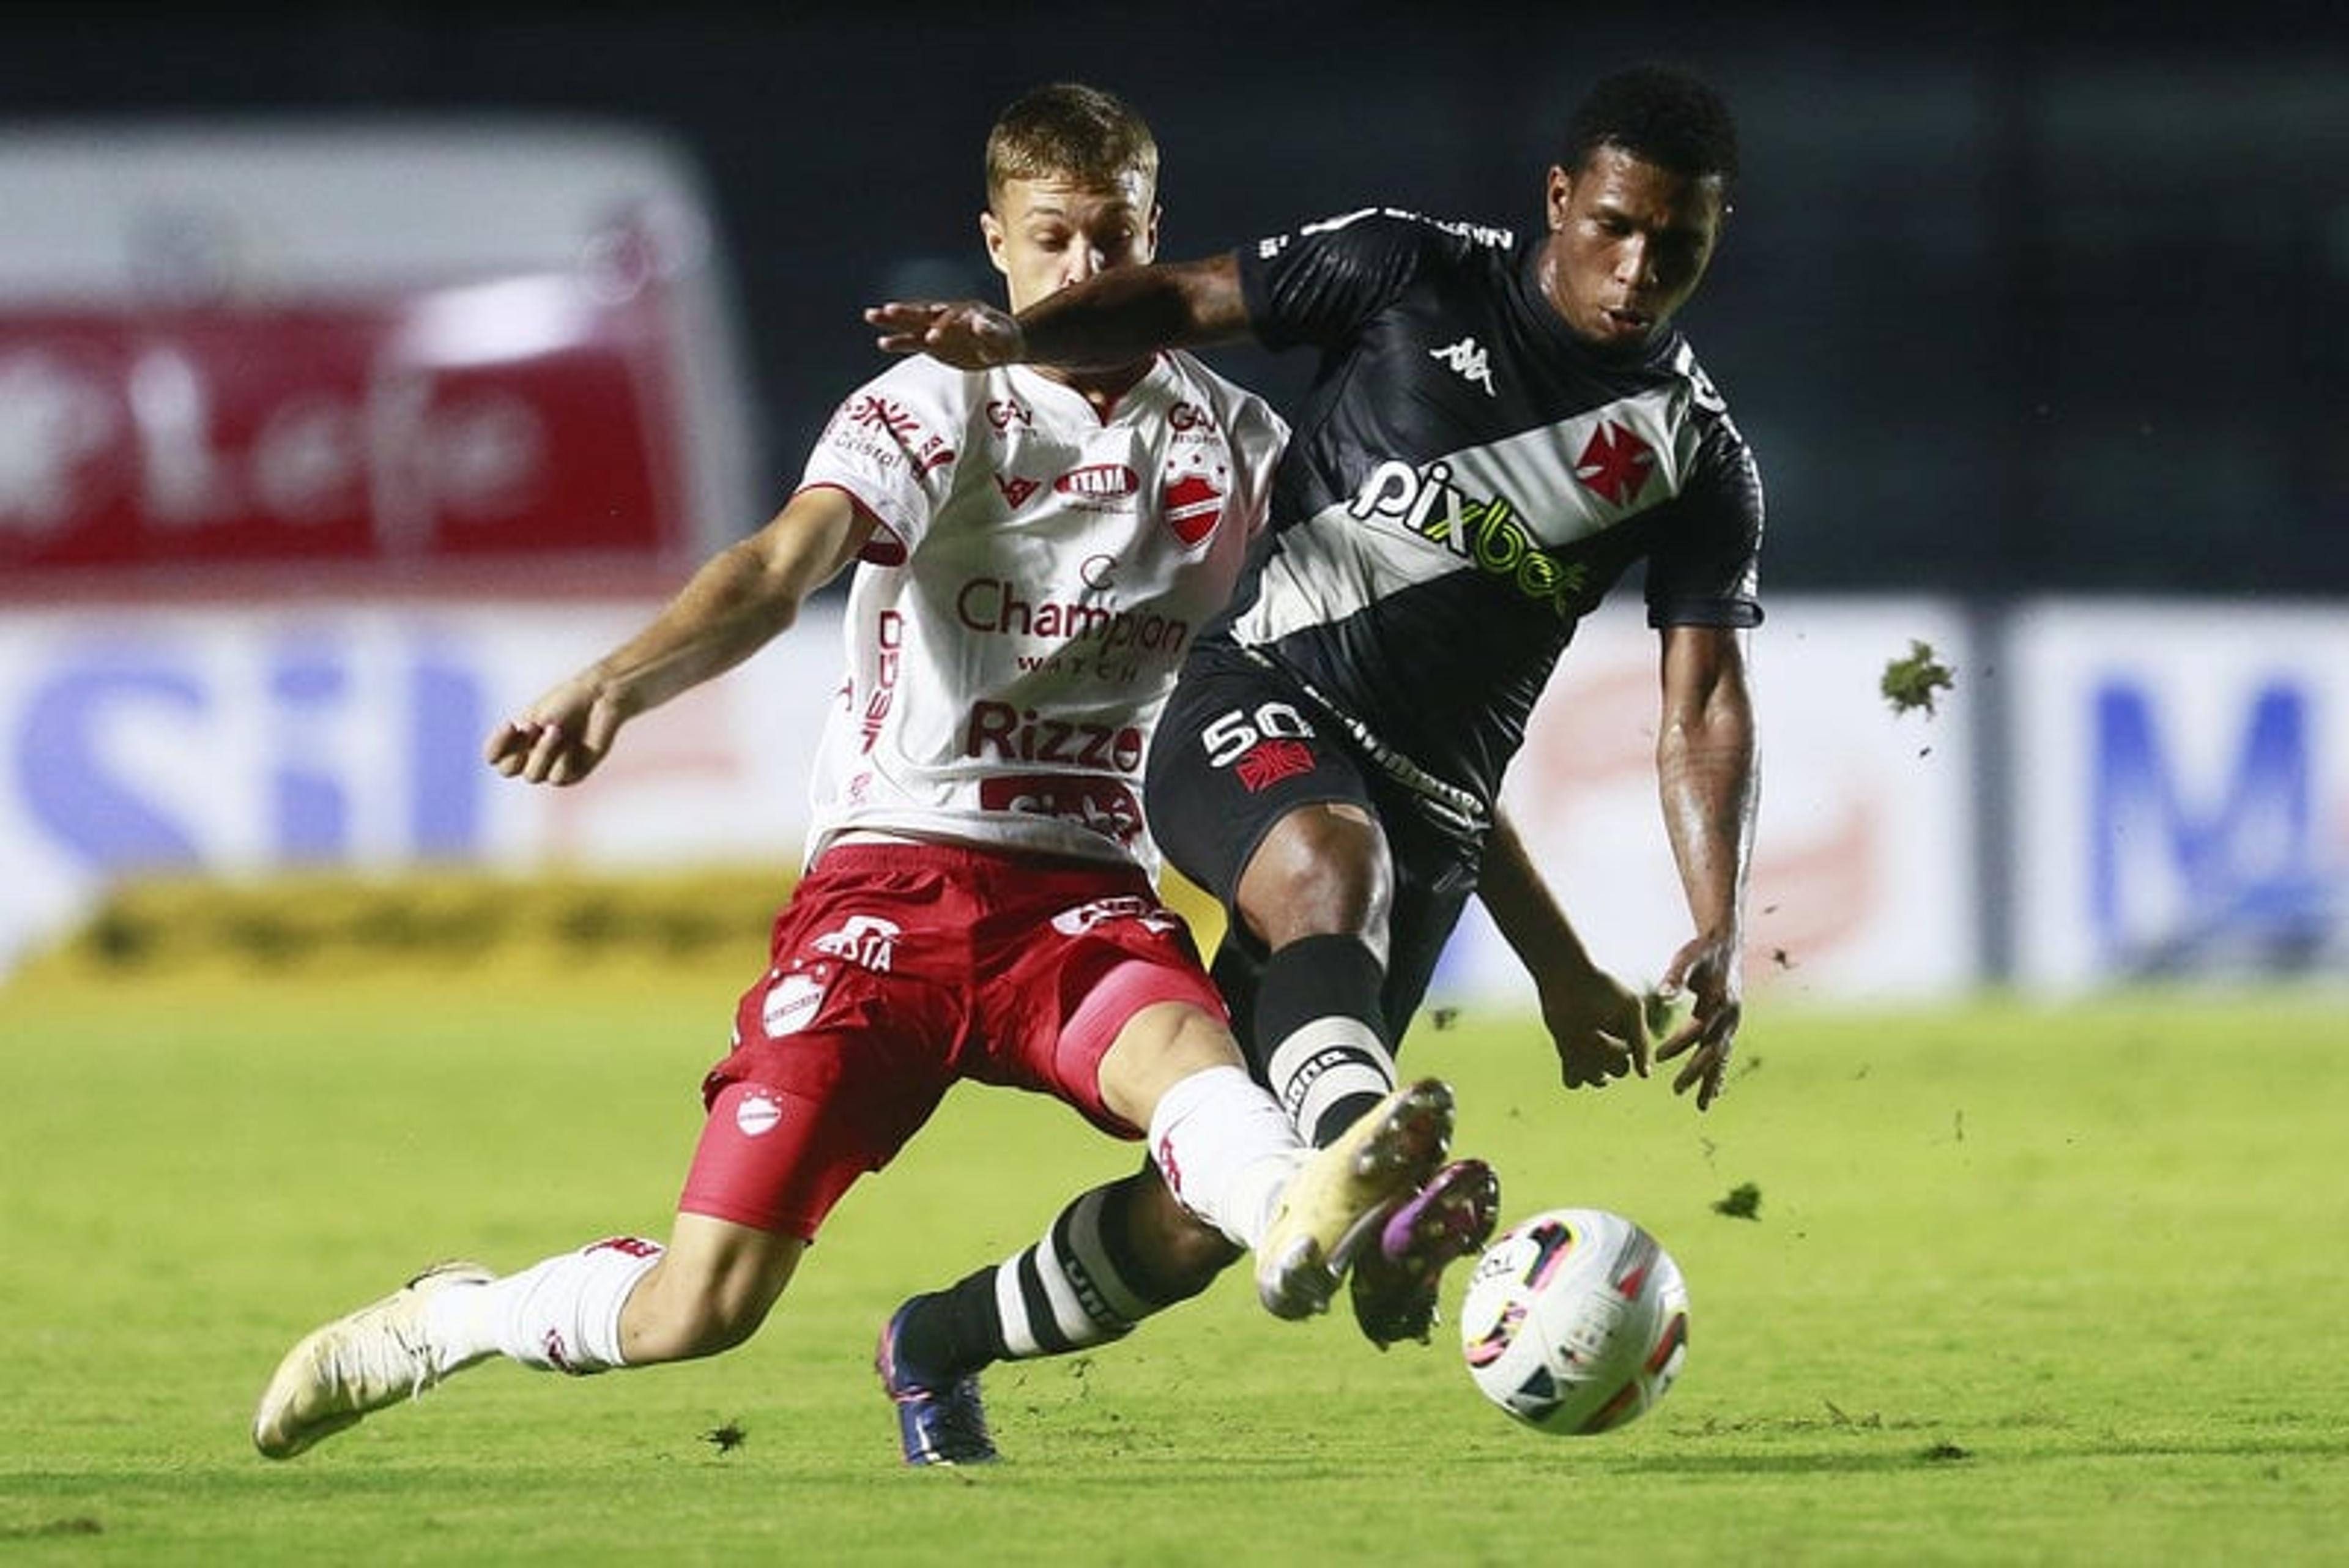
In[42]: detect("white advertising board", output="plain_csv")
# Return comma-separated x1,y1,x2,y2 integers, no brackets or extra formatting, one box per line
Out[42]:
1441,598,1981,1009
2008,600,2349,989
0,597,837,972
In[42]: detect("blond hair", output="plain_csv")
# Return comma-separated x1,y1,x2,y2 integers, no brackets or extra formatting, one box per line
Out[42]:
985,82,1160,209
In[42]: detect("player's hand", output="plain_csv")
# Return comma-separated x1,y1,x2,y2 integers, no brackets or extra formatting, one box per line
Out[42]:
1652,932,1744,1112
1543,965,1651,1091
865,299,1024,370
482,675,628,787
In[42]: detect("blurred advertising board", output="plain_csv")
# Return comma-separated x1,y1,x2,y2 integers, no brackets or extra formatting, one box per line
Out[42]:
0,596,1985,1001
12,592,2334,997
0,598,830,972
0,120,753,585
1452,599,1981,1009
2008,600,2349,988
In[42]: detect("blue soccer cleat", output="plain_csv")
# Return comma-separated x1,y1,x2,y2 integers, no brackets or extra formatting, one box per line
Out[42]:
875,1301,998,1466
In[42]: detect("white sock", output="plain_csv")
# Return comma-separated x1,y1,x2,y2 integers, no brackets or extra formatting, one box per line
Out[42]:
1145,1065,1307,1251
423,1237,664,1376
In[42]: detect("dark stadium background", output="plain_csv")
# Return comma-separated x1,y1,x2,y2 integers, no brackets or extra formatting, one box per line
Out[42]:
12,0,2343,598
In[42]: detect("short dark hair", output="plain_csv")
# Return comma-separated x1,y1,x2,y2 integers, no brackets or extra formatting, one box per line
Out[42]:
985,82,1160,209
1560,64,1740,187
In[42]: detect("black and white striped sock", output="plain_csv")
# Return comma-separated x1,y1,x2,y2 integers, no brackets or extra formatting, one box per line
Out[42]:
891,1171,1205,1377
1253,934,1397,1147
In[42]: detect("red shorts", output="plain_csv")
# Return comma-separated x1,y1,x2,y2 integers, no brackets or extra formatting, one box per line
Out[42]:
677,841,1226,1240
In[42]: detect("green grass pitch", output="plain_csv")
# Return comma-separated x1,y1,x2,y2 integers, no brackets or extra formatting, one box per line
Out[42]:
4,944,2345,1564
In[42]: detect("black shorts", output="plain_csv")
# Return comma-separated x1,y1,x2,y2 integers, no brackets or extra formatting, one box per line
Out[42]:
1145,641,1483,1047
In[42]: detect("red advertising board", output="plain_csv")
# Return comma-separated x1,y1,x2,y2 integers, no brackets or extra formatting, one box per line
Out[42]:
0,121,750,590
0,277,686,571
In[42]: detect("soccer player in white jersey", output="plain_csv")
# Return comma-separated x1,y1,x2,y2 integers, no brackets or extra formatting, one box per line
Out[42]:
250,83,1466,1468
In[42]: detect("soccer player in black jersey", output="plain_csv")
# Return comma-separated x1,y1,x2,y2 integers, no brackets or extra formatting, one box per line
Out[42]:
872,62,1753,1416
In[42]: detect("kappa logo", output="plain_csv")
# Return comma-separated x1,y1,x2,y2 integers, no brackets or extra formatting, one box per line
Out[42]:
811,914,901,971
995,473,1041,508
1430,336,1497,397
1575,420,1657,505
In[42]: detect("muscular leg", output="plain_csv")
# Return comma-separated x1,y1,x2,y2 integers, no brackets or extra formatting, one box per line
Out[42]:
1230,801,1403,1147
885,1157,1238,1383
883,987,1393,1405
615,1215,804,1362
252,1218,808,1458
890,998,1276,1377
403,1215,803,1378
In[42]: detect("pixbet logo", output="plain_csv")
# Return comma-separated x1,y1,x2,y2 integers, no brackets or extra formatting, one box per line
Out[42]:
1348,459,1589,616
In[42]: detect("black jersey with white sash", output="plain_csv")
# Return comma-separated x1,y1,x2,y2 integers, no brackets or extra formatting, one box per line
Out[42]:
1216,207,1765,816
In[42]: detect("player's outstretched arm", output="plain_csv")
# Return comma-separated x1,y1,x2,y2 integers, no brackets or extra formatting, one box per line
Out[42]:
867,254,1253,371
1480,809,1651,1090
1650,623,1758,1110
483,488,873,787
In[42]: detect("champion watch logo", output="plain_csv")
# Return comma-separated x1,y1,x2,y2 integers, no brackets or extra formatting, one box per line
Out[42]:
1430,336,1496,396
1574,419,1657,505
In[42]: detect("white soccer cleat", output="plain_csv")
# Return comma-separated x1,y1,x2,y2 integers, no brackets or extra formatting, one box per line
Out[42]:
1255,1079,1455,1321
252,1260,494,1460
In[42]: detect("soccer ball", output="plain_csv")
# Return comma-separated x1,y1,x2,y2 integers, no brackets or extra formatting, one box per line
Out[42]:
1458,1207,1690,1435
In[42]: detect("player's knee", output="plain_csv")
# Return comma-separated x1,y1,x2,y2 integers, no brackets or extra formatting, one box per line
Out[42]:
1238,804,1391,948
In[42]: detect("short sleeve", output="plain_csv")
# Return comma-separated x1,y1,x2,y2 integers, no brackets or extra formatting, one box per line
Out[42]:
795,363,968,563
1237,209,1449,352
1644,426,1765,629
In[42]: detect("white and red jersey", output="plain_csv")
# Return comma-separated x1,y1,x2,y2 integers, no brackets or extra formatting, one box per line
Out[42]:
795,352,1286,877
